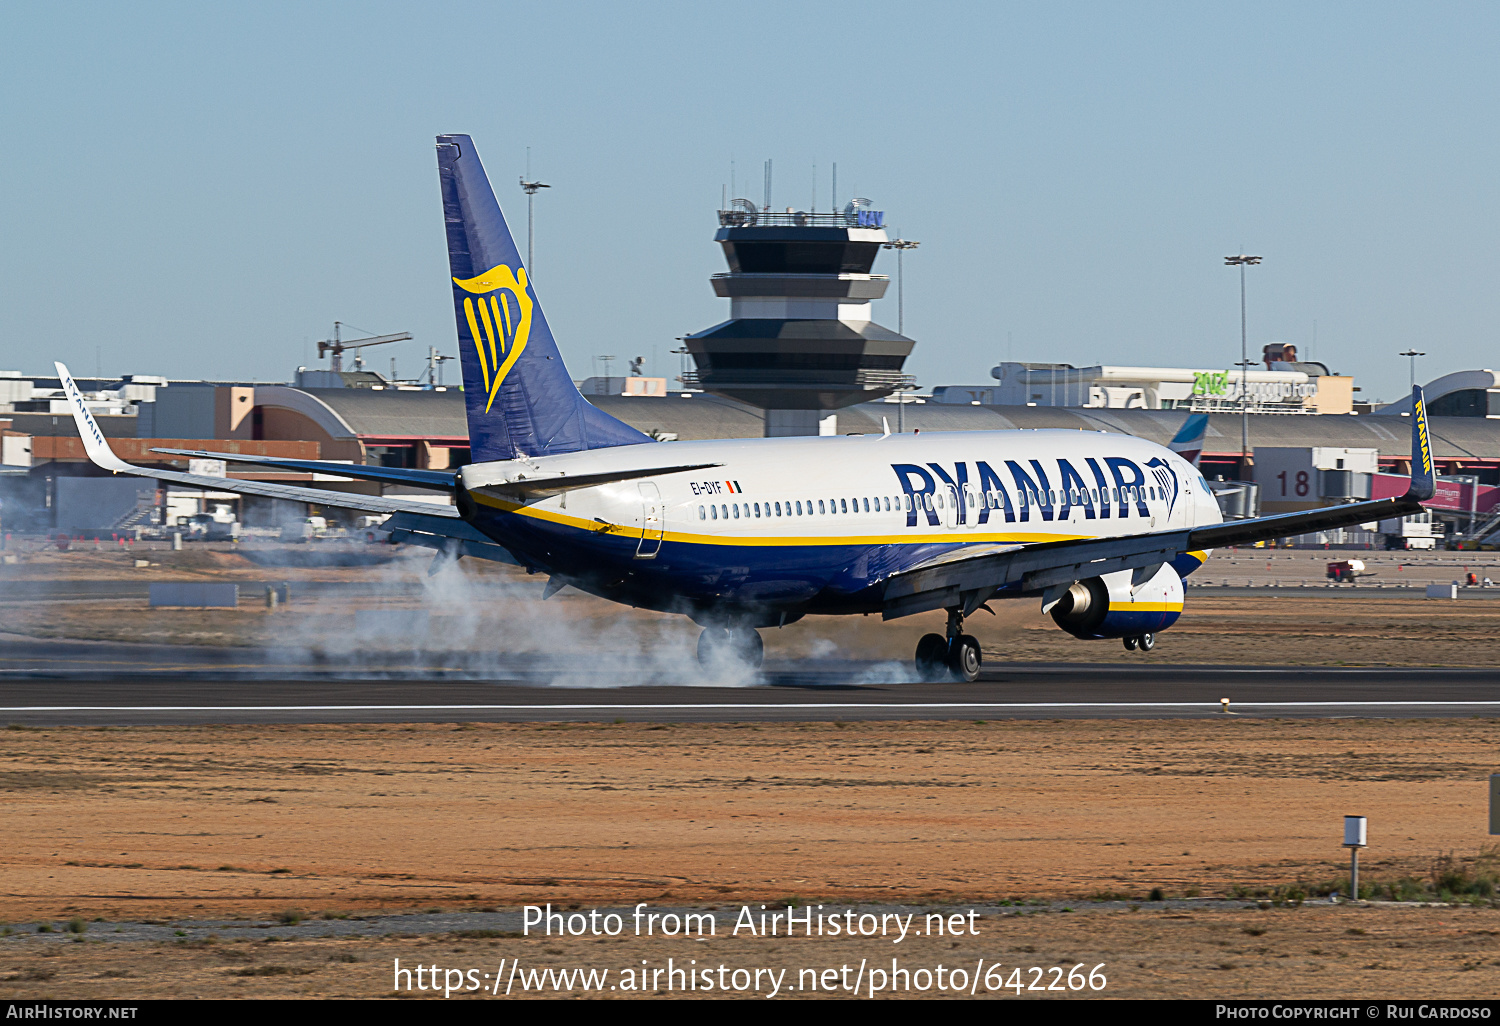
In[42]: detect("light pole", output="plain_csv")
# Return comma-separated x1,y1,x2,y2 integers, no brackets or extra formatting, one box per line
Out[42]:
1399,349,1426,389
1237,358,1257,402
520,176,551,274
1225,254,1262,473
883,238,920,335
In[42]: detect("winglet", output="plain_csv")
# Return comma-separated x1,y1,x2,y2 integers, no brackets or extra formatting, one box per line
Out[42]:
54,362,133,474
881,416,891,438
1405,384,1435,501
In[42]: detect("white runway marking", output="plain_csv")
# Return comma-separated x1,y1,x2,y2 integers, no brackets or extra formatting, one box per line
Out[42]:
4,702,1500,713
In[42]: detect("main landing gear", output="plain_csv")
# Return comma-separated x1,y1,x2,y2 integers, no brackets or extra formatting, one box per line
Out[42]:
697,626,764,669
1122,633,1155,652
915,608,982,683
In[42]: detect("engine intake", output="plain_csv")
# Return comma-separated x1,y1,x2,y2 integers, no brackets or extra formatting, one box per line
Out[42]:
1049,565,1184,640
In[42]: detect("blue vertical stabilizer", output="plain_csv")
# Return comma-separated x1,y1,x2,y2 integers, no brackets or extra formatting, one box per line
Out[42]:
436,134,651,462
1167,412,1209,467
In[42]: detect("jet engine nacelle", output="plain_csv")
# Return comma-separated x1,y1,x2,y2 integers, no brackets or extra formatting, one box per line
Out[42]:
1048,564,1185,640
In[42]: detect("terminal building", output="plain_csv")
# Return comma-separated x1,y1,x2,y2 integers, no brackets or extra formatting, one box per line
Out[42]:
948,346,1355,416
5,256,1500,544
7,366,1500,544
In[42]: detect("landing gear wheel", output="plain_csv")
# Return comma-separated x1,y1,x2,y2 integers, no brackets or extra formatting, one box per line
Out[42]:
697,627,764,669
731,628,764,669
1137,633,1155,652
696,627,731,667
947,634,982,682
1122,636,1139,652
915,633,948,682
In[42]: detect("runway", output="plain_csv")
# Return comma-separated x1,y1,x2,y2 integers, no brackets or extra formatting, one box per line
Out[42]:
0,636,1496,724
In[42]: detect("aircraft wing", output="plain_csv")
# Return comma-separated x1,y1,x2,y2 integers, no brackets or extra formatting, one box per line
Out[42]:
55,362,460,519
150,448,457,492
882,384,1436,620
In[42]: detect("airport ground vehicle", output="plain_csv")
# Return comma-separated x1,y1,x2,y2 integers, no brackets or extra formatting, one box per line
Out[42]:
56,135,1437,680
177,505,240,541
1326,559,1373,583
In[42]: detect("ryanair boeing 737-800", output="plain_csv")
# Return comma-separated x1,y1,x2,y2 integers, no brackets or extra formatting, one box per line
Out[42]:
55,134,1437,681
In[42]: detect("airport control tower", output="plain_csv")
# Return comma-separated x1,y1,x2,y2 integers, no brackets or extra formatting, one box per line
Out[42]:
683,199,916,435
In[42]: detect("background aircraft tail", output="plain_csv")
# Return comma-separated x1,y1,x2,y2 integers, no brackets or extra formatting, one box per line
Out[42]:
1405,383,1435,501
436,134,650,462
1168,412,1209,467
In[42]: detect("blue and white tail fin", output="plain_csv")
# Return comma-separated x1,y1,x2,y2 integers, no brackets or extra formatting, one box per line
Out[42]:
1168,412,1209,467
435,134,650,463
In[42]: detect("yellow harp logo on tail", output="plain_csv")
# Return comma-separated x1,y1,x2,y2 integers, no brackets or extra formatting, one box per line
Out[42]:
452,264,534,413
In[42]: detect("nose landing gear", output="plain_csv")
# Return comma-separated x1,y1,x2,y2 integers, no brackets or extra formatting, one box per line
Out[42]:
915,608,983,683
1122,633,1155,652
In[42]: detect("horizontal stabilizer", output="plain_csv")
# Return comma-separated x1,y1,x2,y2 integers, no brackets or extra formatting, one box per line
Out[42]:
463,461,724,499
382,510,517,564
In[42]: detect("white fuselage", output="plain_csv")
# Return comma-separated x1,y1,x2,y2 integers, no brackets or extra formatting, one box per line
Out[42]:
462,429,1220,545
459,429,1221,620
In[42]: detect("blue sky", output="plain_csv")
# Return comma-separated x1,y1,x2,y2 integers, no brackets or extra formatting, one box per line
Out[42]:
2,1,1496,404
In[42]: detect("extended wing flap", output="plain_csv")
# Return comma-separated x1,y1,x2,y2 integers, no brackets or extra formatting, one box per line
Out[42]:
882,532,1191,620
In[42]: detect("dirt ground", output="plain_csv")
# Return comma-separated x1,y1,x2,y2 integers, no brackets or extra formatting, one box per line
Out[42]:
4,545,1500,998
1,719,1497,998
1,719,1494,915
4,545,1500,666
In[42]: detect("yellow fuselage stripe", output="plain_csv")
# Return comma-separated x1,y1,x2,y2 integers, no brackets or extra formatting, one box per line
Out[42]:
475,490,1113,548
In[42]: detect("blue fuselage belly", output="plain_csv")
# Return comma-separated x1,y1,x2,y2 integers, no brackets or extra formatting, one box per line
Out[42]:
470,505,1017,617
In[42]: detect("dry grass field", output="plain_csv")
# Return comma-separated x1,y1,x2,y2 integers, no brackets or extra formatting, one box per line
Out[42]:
1,719,1497,998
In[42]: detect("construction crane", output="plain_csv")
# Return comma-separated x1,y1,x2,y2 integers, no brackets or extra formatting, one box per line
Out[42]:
316,322,413,372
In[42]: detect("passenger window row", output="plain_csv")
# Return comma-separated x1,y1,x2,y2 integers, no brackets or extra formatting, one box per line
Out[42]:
1005,486,1159,507
694,486,1163,521
697,494,911,521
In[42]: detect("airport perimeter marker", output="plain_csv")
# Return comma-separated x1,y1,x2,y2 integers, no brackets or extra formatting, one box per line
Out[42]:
1491,774,1500,835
